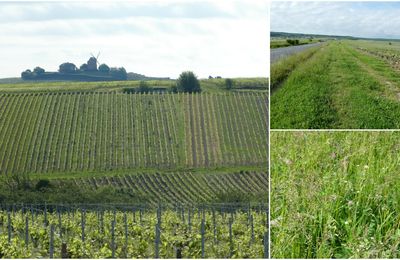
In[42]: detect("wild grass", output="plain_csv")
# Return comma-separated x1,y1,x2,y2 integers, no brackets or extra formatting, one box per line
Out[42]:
271,131,400,258
270,45,321,92
271,41,400,129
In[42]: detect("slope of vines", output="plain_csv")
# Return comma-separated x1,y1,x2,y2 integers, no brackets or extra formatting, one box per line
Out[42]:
55,171,268,205
0,92,268,175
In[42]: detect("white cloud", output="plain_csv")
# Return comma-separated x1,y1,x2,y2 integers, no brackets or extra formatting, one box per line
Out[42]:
0,0,268,78
271,2,400,39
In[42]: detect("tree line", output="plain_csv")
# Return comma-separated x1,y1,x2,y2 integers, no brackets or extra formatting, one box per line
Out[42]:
21,62,127,80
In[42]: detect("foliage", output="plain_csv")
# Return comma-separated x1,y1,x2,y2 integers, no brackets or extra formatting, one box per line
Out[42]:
137,80,151,93
79,63,88,71
176,71,201,93
98,64,110,73
110,67,127,80
0,206,267,258
35,179,51,191
59,63,77,74
286,39,299,45
225,78,234,90
21,70,33,80
0,180,147,204
33,67,45,74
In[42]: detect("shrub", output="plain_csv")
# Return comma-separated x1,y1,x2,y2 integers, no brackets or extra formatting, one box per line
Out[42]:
225,78,234,90
137,81,151,93
176,71,201,93
286,39,300,45
59,62,77,73
35,179,51,191
98,64,110,73
80,63,88,71
21,69,33,80
110,67,127,80
33,67,45,74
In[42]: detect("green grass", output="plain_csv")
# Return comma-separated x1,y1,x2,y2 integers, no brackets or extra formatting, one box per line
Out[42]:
271,41,400,129
271,131,400,258
270,45,322,91
0,78,268,94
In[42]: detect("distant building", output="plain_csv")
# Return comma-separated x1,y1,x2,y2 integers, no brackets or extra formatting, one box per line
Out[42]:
87,57,98,71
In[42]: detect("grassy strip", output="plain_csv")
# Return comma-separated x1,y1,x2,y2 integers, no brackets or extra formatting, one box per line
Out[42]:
271,131,400,258
328,44,400,128
270,45,322,91
0,78,268,94
271,41,400,129
271,44,337,128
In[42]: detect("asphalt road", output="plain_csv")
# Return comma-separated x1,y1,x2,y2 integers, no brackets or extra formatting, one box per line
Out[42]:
270,42,323,63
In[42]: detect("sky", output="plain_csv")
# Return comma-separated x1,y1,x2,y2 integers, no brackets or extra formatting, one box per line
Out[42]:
0,0,269,78
271,1,400,40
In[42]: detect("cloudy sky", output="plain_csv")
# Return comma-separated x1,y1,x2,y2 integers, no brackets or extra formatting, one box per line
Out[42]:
272,2,400,39
0,0,269,78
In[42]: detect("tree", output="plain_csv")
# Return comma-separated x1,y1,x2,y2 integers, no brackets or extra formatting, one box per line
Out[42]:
137,80,151,93
176,71,201,93
98,64,110,73
80,63,88,71
59,62,77,73
225,78,234,90
286,39,300,45
33,66,45,74
110,67,127,80
21,69,33,80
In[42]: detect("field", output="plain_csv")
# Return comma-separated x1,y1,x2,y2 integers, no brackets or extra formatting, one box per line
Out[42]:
271,131,400,258
270,38,323,49
0,204,268,258
0,78,268,94
270,40,400,129
0,77,268,257
0,92,267,174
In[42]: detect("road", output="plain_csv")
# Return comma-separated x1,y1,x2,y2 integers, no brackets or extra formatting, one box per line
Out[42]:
270,42,323,63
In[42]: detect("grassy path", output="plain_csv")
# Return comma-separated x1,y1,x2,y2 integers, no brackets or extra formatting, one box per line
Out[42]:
271,41,400,129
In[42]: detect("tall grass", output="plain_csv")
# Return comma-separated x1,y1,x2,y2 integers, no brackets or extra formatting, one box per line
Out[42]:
271,131,400,258
270,45,321,92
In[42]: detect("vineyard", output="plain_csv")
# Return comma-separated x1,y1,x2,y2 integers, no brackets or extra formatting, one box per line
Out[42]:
55,171,268,205
0,204,268,258
0,92,268,175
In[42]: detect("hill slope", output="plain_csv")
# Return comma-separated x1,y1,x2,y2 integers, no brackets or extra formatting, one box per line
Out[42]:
0,92,268,175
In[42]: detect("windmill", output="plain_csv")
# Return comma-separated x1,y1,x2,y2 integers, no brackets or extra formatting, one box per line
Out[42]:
87,52,100,71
